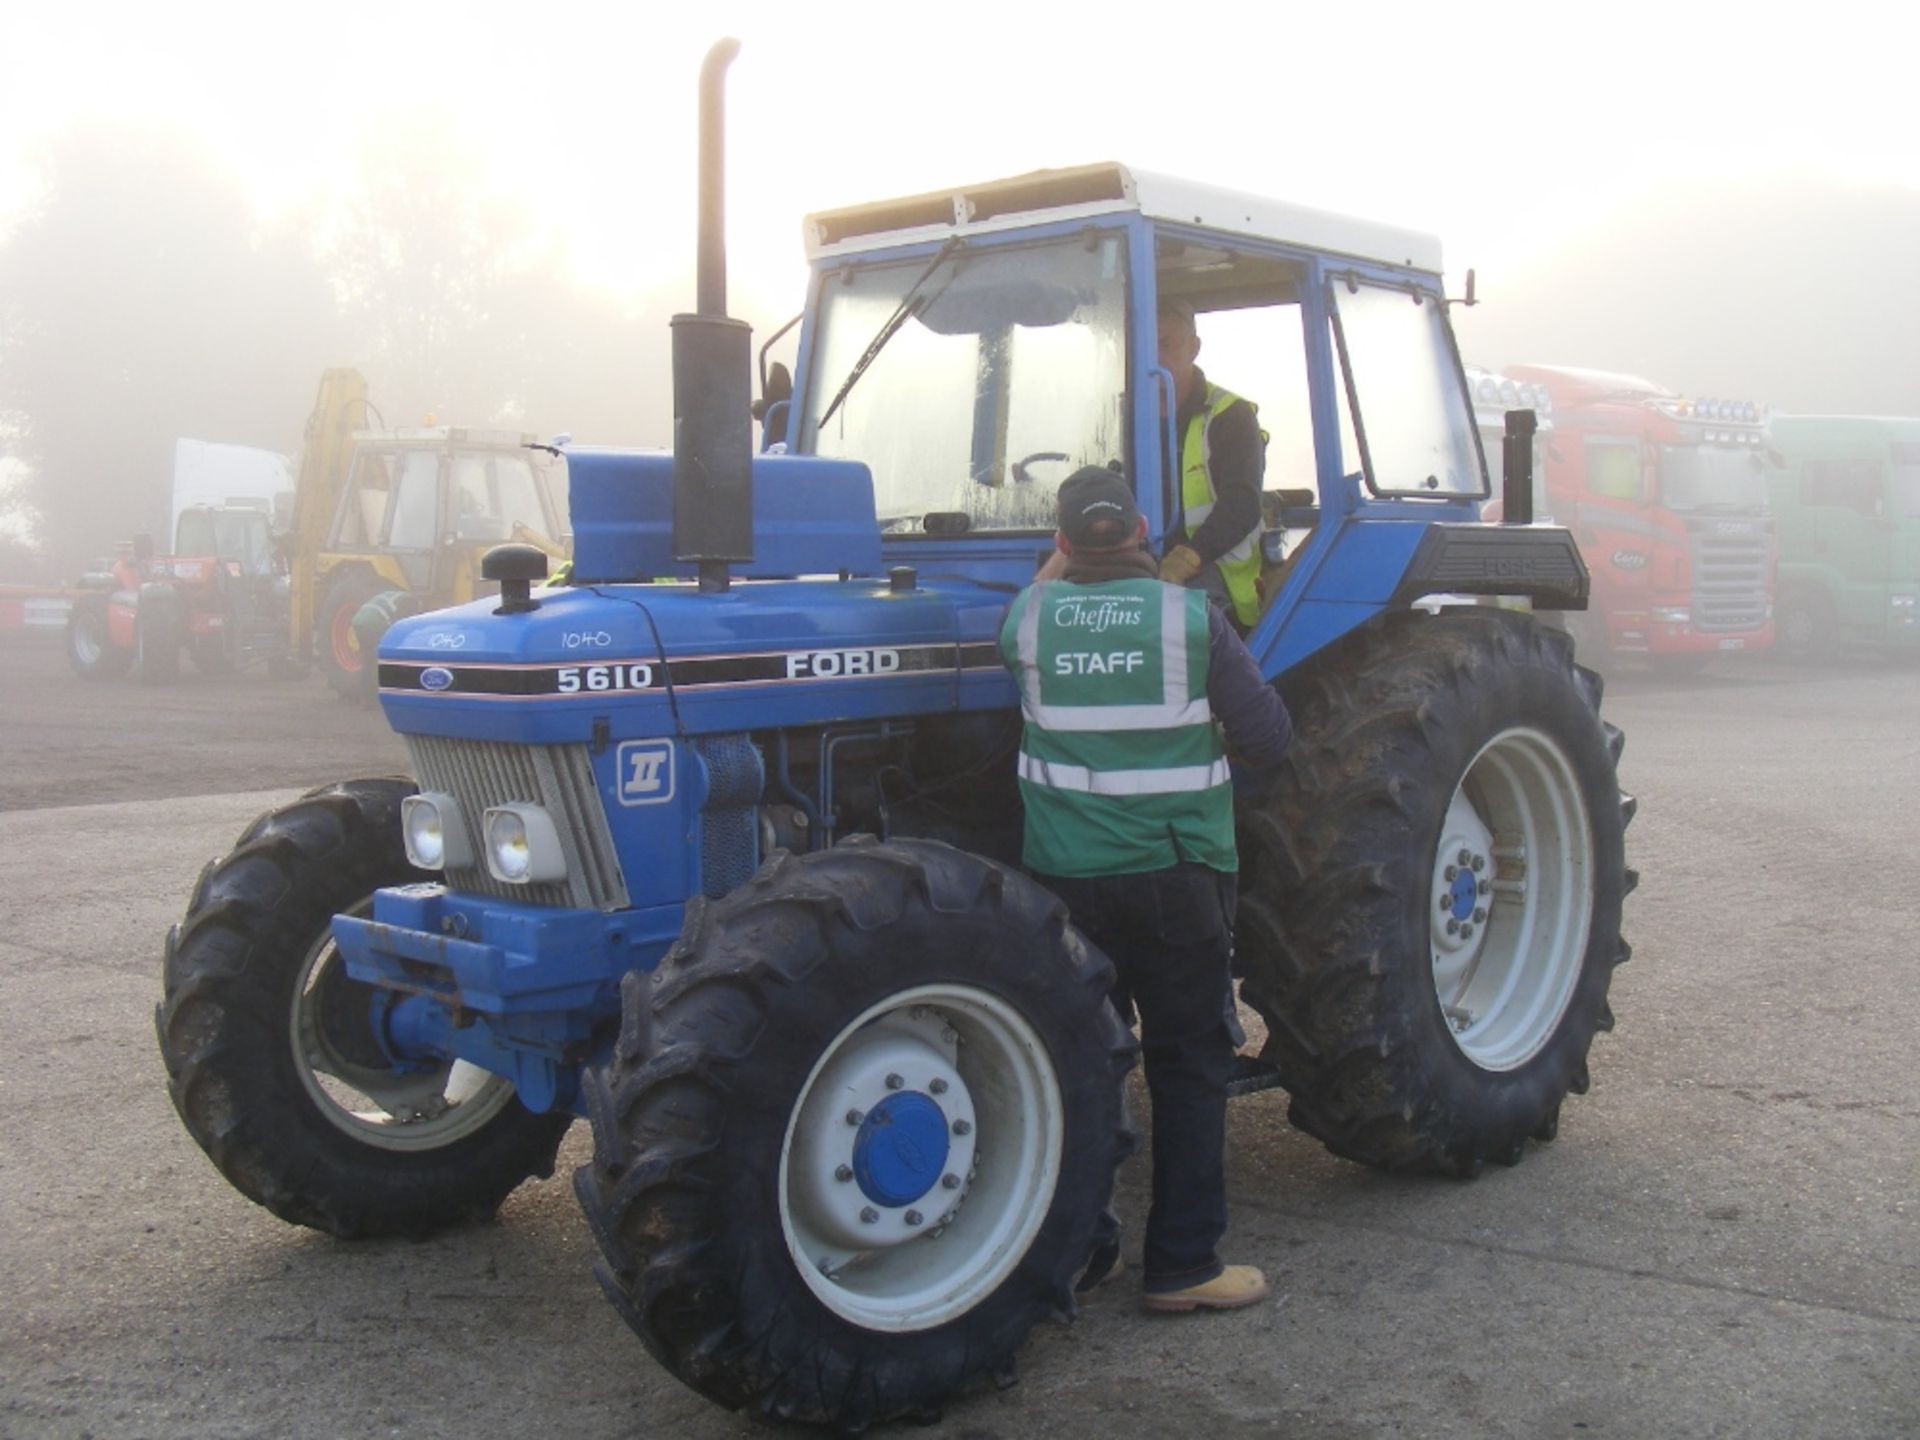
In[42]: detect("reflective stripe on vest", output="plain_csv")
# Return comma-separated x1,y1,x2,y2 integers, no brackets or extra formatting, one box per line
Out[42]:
1015,753,1231,795
1009,580,1212,732
1181,382,1264,626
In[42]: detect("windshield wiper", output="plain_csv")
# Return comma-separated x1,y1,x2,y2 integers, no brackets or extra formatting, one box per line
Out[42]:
817,237,963,430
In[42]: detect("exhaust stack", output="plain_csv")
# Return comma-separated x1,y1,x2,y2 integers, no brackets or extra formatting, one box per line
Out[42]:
671,37,753,592
1501,408,1537,526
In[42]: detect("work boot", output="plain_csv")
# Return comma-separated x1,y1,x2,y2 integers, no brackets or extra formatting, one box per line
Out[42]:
1140,1264,1269,1313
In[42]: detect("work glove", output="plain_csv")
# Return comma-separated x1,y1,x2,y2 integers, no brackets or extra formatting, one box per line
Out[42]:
1159,544,1203,585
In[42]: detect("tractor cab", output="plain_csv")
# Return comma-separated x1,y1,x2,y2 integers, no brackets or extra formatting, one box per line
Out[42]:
776,163,1581,672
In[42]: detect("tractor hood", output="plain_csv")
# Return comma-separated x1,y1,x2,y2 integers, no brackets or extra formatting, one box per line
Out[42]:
374,575,1018,746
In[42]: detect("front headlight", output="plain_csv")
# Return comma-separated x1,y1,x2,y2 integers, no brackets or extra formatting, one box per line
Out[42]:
1890,594,1917,610
483,804,568,885
1652,605,1691,625
402,793,471,870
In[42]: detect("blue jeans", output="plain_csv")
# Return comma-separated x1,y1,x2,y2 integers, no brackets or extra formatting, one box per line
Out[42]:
1038,863,1238,1292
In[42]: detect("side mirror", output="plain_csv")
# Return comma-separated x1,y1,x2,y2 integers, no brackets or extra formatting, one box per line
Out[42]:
752,361,794,423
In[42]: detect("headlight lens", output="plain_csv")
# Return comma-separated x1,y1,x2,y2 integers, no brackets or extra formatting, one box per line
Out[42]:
402,793,471,870
1652,605,1691,624
483,804,568,885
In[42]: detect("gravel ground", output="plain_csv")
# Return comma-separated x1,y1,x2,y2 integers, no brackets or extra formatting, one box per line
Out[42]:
1,632,1915,1439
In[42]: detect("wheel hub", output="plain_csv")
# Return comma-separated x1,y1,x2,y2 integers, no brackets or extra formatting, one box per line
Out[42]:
787,1007,978,1254
852,1091,952,1208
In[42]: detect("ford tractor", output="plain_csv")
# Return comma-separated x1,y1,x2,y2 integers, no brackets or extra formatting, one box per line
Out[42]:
157,41,1635,1430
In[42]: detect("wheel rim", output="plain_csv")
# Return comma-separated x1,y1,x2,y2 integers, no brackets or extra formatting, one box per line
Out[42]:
290,900,516,1150
1781,602,1813,651
72,615,102,665
330,606,363,672
1429,727,1594,1071
778,984,1064,1332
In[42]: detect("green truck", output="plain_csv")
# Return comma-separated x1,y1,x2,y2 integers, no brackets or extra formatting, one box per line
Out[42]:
1767,415,1920,658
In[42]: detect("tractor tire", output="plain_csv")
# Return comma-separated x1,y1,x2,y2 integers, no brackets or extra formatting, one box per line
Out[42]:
1776,587,1836,663
575,837,1135,1429
318,572,388,699
132,593,181,685
156,777,573,1238
66,594,130,679
1235,609,1634,1177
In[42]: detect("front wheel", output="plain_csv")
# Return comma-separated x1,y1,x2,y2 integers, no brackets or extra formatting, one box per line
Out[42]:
318,572,388,699
66,595,130,679
575,838,1135,1429
1776,587,1837,663
1236,610,1634,1175
157,777,572,1237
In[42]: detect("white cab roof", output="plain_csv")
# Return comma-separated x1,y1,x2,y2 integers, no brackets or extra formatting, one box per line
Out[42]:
804,162,1442,274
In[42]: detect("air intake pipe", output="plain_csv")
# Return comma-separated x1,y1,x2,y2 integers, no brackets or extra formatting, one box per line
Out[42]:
671,37,753,592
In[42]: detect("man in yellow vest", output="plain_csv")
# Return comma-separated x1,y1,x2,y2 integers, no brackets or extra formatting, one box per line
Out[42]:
1156,301,1267,630
1002,466,1292,1312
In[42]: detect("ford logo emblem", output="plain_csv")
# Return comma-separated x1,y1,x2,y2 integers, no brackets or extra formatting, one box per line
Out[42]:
420,666,454,692
1610,549,1648,572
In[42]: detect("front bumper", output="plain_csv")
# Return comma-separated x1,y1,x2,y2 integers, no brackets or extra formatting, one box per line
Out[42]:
331,884,681,1113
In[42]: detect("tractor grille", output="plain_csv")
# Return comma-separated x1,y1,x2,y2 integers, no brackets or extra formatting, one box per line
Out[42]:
1687,520,1771,633
403,735,630,911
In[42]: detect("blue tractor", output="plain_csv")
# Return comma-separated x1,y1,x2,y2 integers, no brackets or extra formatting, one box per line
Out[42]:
158,42,1632,1429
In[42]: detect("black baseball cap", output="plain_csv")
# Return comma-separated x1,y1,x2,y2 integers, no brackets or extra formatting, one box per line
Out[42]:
1057,465,1140,551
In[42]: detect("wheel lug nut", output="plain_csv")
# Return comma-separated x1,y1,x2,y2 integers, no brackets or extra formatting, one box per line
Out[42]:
942,1173,960,1189
1478,878,1491,895
1439,894,1451,911
1471,855,1485,873
845,1109,864,1127
834,1164,853,1182
1473,908,1487,924
929,1077,948,1095
860,1207,879,1224
952,1118,972,1136
885,1073,904,1090
905,1210,923,1226
1461,924,1475,940
1445,918,1460,936
1457,848,1472,866
1445,865,1458,882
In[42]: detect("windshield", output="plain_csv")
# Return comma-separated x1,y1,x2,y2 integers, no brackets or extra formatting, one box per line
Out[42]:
1333,280,1482,498
452,452,550,541
1658,444,1770,513
801,234,1128,533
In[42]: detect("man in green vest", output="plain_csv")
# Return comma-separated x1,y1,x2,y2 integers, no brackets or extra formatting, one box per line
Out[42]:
1001,465,1292,1312
1156,301,1267,630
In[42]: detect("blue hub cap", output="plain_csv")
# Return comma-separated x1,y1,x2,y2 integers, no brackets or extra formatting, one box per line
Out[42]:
852,1091,951,1208
1450,868,1479,922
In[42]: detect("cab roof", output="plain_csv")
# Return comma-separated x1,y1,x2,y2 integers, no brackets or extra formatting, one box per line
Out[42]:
803,161,1443,274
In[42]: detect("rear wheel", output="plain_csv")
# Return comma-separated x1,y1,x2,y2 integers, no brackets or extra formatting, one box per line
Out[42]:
318,571,388,699
66,595,130,679
157,777,572,1237
1236,610,1634,1175
576,838,1134,1429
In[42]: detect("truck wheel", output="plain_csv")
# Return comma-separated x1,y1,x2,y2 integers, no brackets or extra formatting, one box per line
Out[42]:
66,595,130,679
1776,588,1835,663
319,572,387,699
133,594,181,685
576,837,1135,1429
1236,610,1634,1176
156,777,572,1238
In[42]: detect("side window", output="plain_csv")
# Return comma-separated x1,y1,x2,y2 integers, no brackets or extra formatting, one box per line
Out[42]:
1803,459,1883,515
1331,280,1480,497
1586,441,1644,501
387,452,440,549
337,453,393,547
1181,302,1315,492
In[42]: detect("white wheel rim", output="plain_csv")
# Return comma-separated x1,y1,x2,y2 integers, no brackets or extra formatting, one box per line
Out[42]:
290,902,517,1150
1429,727,1594,1071
72,617,102,665
779,984,1064,1332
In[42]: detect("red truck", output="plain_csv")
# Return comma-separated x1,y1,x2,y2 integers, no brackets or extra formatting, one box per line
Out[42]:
1500,365,1775,674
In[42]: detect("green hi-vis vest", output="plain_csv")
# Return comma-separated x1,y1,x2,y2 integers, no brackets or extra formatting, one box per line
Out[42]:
1182,382,1264,628
999,577,1236,878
